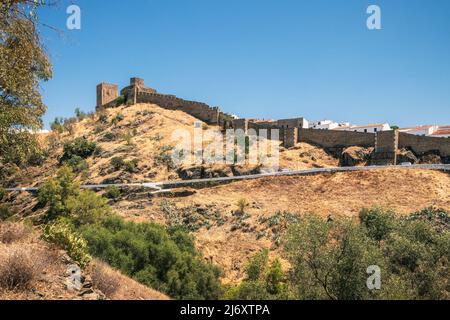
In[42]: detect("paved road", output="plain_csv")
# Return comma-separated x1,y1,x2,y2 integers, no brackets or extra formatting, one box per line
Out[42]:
4,164,450,192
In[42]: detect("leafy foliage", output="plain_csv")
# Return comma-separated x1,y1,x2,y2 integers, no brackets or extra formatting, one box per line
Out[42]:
223,249,291,300
60,137,97,163
80,216,222,300
0,0,52,165
37,166,80,221
283,208,450,300
43,218,91,268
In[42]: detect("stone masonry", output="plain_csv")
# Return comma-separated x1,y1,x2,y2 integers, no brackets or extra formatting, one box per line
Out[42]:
96,78,450,158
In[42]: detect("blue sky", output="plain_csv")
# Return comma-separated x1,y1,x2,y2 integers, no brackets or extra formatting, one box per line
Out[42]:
38,0,450,128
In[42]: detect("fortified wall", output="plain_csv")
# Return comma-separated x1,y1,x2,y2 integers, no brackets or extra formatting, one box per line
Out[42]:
97,78,221,124
297,128,376,149
96,78,450,164
398,132,450,158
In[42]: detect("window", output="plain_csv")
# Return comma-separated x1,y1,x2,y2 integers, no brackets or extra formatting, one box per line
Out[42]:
374,128,378,132
364,129,368,133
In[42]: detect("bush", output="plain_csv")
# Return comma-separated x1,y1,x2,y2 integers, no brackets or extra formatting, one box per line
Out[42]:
64,155,89,174
43,219,91,268
37,166,80,221
0,245,48,291
360,207,396,242
110,157,125,171
124,159,139,173
105,186,121,201
80,215,222,299
224,249,290,300
111,114,124,126
60,137,97,163
66,190,111,226
0,204,14,221
0,187,5,201
237,198,249,215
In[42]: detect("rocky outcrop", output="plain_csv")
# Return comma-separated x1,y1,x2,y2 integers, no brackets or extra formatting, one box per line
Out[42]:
340,147,373,167
396,149,418,164
177,165,233,180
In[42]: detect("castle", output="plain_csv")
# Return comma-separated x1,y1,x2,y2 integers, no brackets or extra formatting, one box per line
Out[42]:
96,78,450,165
97,77,230,126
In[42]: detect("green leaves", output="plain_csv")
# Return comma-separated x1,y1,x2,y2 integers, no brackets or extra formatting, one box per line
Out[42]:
80,216,222,300
0,0,52,165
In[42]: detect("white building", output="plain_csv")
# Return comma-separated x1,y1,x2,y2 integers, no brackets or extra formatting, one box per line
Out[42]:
333,123,391,133
310,120,340,130
399,125,450,138
399,125,438,136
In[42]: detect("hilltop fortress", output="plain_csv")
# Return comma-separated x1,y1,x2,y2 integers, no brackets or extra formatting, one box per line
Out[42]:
97,77,227,125
97,77,450,165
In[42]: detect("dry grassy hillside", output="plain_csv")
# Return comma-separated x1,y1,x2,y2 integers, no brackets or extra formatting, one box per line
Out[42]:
110,168,450,283
2,103,449,286
0,222,168,300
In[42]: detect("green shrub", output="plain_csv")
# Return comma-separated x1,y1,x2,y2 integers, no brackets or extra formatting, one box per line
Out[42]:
60,138,97,163
0,204,14,221
124,159,139,173
64,155,89,174
110,157,125,171
37,166,80,221
111,114,124,126
80,215,222,299
43,219,91,268
105,186,121,201
360,207,396,242
155,146,174,169
223,249,290,300
66,190,111,226
0,187,5,201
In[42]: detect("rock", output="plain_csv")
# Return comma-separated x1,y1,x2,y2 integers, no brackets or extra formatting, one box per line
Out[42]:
397,149,418,164
420,153,442,164
177,165,203,180
177,165,233,180
231,165,261,176
340,146,373,167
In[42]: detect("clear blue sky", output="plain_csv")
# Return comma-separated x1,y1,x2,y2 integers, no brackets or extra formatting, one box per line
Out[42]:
38,0,450,128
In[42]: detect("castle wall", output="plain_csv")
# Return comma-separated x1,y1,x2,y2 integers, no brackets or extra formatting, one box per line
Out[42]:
277,118,306,129
398,132,450,157
135,91,220,124
372,130,398,165
284,128,298,148
298,128,375,148
96,83,118,108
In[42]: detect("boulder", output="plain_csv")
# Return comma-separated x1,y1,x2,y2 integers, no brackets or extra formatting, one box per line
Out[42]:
340,147,373,167
420,153,442,164
396,149,418,164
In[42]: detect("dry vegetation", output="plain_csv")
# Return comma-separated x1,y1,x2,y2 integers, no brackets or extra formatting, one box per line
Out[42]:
0,222,168,300
2,103,449,287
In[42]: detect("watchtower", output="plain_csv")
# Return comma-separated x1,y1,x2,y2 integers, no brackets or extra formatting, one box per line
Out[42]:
96,83,118,108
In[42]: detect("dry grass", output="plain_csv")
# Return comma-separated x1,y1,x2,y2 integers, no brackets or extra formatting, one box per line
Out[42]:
0,222,32,244
91,259,169,300
0,244,49,291
91,260,120,298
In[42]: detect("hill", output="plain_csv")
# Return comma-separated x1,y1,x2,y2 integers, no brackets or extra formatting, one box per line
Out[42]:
1,102,449,286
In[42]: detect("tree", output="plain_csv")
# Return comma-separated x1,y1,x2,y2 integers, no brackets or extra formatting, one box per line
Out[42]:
285,215,386,300
37,166,80,221
0,0,52,165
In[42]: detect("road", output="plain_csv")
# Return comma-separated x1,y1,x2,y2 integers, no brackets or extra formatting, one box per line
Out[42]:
4,164,450,193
